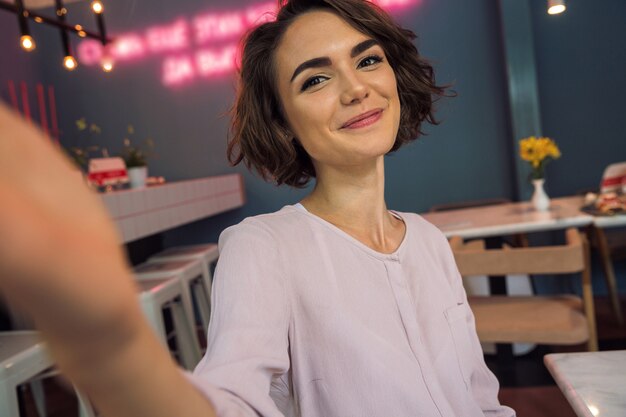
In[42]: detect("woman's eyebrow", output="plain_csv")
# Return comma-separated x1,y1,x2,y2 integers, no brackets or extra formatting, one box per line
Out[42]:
350,39,379,58
290,38,380,83
290,57,332,82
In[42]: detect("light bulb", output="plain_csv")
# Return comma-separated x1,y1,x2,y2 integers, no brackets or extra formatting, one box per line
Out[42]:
63,55,78,71
547,0,566,15
20,35,36,51
548,5,566,14
91,1,103,14
101,57,114,72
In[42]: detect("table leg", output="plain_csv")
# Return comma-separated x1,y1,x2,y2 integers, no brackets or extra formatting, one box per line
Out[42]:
592,226,623,326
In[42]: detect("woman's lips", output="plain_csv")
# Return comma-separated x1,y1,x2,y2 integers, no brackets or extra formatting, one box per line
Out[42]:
341,109,383,129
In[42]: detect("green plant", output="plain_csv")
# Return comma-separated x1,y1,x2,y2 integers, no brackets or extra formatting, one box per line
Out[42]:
121,125,155,168
67,145,100,171
65,117,102,171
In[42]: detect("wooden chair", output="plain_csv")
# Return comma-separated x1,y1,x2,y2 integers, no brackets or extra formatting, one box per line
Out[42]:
450,228,598,351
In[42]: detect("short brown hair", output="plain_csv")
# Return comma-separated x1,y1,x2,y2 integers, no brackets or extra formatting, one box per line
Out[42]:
228,0,447,187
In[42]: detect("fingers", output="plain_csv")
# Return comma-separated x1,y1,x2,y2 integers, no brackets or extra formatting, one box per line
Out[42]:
0,101,121,244
0,101,133,330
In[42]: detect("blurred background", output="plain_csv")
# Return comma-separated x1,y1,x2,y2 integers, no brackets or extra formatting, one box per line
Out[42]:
1,0,624,240
1,1,626,415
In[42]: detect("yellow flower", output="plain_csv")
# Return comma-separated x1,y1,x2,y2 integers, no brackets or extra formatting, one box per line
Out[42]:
519,136,561,180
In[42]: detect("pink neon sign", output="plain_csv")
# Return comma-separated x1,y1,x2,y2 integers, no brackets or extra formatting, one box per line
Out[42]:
77,0,419,87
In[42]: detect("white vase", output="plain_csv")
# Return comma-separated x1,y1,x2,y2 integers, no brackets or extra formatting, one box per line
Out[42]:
128,166,148,189
531,178,550,211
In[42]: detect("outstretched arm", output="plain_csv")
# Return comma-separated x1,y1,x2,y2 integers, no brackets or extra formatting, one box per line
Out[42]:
0,103,217,417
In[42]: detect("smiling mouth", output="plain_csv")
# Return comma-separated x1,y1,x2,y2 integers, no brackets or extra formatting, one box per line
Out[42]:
341,109,383,129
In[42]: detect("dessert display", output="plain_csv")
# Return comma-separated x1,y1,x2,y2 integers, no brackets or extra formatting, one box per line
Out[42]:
583,192,626,215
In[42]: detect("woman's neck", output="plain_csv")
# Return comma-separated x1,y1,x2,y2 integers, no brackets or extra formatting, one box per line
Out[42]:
300,158,405,254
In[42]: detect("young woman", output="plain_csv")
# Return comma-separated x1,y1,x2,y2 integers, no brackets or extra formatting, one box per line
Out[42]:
0,0,514,416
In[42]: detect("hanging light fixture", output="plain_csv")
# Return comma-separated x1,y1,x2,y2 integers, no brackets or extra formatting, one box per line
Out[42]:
54,0,77,71
16,0,36,51
91,0,113,72
548,0,566,15
0,0,112,71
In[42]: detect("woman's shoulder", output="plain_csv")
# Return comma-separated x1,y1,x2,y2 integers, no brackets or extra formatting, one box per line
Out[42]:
219,205,308,246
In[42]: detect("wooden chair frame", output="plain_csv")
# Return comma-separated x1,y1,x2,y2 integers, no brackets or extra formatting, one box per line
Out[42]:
450,228,598,351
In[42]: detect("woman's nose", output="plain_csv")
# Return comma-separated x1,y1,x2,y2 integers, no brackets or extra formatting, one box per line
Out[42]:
339,73,369,105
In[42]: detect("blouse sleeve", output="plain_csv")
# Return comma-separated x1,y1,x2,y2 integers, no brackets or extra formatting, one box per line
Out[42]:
437,233,516,417
186,221,291,417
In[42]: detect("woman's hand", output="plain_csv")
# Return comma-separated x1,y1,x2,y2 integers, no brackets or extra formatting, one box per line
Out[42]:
0,102,132,331
0,103,216,417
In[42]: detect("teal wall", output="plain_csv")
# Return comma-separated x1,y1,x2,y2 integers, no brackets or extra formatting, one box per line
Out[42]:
1,0,624,249
530,0,626,197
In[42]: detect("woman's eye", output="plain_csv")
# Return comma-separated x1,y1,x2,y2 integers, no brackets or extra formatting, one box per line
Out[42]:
301,75,328,92
358,55,383,68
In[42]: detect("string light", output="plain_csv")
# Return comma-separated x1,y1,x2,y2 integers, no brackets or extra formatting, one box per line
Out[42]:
20,34,36,51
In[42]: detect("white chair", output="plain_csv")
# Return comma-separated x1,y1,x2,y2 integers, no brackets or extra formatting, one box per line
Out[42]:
599,161,626,194
149,243,218,290
136,277,201,370
0,331,96,417
137,257,212,355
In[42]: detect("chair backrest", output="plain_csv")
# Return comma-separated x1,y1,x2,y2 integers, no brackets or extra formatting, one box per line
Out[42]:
449,228,597,351
600,161,626,194
449,228,585,276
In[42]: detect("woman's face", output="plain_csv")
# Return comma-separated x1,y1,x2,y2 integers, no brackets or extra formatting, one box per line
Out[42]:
274,10,401,171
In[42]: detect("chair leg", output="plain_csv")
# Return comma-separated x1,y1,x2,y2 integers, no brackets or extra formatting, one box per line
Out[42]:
192,281,211,339
75,387,98,417
30,379,47,417
0,384,21,416
582,236,599,351
593,226,623,325
171,300,201,370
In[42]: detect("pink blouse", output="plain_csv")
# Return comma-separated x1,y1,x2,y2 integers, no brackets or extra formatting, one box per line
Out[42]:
187,205,515,417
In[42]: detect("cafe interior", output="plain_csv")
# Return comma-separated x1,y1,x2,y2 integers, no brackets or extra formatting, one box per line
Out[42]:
1,0,625,416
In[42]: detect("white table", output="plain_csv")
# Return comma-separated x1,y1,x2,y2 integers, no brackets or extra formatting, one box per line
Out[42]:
545,350,626,417
99,174,245,243
421,196,594,239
